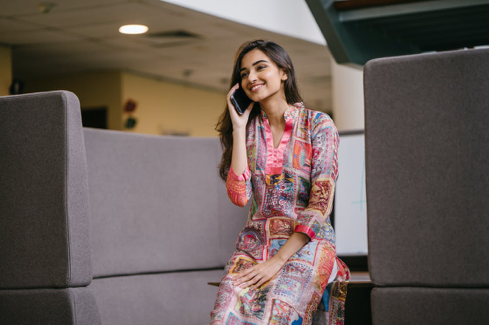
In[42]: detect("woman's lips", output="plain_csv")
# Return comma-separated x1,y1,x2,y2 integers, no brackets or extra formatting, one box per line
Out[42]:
250,84,264,92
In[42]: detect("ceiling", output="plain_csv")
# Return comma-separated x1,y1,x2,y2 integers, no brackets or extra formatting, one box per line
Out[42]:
0,0,334,113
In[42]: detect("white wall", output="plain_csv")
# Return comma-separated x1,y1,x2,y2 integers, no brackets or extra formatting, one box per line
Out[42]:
161,0,326,45
24,71,123,130
121,72,225,137
24,71,226,136
331,58,365,131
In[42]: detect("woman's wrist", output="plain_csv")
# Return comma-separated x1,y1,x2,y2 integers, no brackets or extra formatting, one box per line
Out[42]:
270,253,288,265
232,125,247,134
270,233,309,266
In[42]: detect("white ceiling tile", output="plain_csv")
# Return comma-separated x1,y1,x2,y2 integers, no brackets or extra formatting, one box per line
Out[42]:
66,14,189,39
68,22,133,39
19,2,165,28
0,17,38,33
0,0,128,16
14,40,111,57
102,37,157,51
0,29,83,45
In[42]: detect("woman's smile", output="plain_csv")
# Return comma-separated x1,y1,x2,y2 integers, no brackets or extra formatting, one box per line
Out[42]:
250,83,264,92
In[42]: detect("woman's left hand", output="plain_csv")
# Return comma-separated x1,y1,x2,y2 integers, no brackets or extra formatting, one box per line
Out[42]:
232,257,285,289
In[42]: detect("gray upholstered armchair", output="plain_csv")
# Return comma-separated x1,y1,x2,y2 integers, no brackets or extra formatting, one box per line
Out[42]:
364,48,489,324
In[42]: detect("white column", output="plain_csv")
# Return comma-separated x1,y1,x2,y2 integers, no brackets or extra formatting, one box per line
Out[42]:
331,58,365,132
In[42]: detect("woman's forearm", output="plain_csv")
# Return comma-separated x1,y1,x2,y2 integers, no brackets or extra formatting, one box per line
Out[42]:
231,128,248,176
271,232,310,264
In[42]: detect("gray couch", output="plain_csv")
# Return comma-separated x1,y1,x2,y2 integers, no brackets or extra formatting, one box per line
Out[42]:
0,90,248,325
364,48,489,324
6,46,488,325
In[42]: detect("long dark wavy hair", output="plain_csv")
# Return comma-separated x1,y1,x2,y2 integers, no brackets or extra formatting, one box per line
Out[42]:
216,39,303,181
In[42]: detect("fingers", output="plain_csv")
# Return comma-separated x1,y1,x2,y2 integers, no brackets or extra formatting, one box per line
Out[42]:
226,83,244,125
232,264,254,279
227,83,240,98
241,100,255,119
241,273,262,289
231,259,285,290
233,266,260,286
246,101,255,111
232,266,271,289
226,83,255,130
253,277,268,290
233,269,258,287
226,83,240,111
240,277,260,289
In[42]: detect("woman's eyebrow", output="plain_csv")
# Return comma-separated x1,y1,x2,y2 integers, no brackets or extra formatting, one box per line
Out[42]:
240,60,269,71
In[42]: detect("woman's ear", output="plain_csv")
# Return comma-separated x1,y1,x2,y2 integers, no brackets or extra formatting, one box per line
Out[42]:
281,69,288,81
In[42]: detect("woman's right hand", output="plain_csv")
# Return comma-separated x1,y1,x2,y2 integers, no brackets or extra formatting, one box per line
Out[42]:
226,83,254,131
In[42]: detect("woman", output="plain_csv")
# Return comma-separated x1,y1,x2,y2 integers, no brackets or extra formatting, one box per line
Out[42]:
211,40,349,325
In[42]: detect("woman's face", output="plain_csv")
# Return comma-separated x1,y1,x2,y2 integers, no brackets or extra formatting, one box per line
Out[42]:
239,49,288,103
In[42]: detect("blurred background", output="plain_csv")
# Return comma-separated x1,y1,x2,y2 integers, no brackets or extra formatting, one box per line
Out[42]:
2,0,488,136
0,0,347,136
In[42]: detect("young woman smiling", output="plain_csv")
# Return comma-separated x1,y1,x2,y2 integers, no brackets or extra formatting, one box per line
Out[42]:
211,39,349,325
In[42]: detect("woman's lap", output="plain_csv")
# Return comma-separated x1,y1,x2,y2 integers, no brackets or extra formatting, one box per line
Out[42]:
211,241,338,325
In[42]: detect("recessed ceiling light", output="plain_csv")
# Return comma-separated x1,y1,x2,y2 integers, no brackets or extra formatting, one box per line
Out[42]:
119,24,149,35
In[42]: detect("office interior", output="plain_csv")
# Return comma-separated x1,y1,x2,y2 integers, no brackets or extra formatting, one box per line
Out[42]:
1,0,488,324
0,0,364,137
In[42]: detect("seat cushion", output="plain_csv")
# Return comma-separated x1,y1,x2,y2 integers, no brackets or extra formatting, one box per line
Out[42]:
0,287,101,325
372,287,489,325
90,269,225,325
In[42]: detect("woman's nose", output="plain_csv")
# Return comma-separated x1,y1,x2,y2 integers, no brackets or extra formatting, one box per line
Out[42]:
247,71,257,83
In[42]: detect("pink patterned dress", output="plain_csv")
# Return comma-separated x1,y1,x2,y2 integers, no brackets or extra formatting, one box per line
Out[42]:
211,103,349,325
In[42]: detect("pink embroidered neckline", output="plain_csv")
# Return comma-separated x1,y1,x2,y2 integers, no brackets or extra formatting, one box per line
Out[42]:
261,104,301,175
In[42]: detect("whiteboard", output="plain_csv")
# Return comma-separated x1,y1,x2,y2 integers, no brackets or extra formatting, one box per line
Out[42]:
334,132,368,255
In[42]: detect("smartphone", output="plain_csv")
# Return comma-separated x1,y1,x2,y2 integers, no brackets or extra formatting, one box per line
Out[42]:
231,85,253,115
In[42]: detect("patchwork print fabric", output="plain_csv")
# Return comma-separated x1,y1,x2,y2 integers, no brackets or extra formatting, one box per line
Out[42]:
214,103,349,324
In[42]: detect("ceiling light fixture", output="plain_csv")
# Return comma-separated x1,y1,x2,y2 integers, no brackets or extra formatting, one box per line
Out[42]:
38,2,57,14
119,24,149,35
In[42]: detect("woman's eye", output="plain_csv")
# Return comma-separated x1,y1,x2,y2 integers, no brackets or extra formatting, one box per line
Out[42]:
240,72,248,78
257,65,267,70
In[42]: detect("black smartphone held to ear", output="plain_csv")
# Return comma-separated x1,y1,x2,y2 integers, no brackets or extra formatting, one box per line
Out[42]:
231,85,253,115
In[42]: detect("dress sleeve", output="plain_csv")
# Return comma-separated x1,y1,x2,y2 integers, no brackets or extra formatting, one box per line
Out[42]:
294,115,340,240
226,165,252,207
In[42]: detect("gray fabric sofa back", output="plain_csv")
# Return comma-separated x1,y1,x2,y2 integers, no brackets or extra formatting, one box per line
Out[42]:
364,48,489,324
84,128,248,325
0,91,101,324
84,129,246,277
